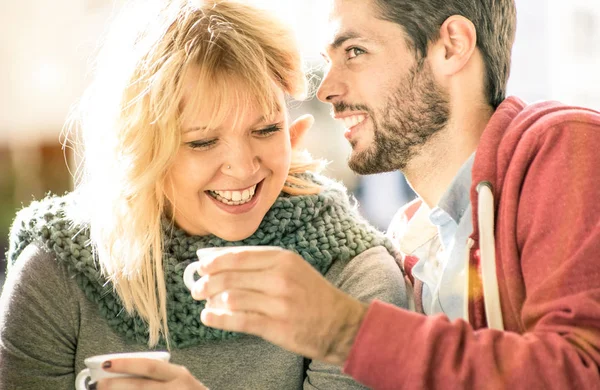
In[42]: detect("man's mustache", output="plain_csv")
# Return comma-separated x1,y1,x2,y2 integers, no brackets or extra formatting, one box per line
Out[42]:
331,102,371,116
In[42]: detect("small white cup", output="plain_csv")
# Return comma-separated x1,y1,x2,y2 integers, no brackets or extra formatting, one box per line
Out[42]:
184,246,282,291
75,351,170,389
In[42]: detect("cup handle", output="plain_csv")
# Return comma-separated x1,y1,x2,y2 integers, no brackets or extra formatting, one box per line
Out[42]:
75,368,91,390
184,262,201,291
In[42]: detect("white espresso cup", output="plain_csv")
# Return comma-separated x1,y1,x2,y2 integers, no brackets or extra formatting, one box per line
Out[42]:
184,246,282,291
75,351,170,389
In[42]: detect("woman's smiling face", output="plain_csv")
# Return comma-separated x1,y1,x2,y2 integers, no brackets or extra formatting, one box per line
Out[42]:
165,76,292,241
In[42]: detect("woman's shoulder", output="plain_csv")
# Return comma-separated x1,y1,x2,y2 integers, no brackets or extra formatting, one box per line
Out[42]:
0,241,81,385
6,242,64,283
287,172,349,198
7,192,87,271
2,241,79,316
272,172,402,275
326,245,401,282
284,172,361,219
326,245,409,309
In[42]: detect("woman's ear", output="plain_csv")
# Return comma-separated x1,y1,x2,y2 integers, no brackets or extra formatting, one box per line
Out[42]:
289,114,314,149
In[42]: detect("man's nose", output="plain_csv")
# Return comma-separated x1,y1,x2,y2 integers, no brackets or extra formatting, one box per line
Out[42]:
317,65,347,103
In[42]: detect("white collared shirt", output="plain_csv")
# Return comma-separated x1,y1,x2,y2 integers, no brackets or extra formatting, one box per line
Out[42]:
410,153,475,319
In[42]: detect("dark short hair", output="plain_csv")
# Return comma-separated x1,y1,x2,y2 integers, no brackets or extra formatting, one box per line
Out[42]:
373,0,517,108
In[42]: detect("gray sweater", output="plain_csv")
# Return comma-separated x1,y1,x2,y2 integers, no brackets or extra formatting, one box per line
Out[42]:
0,243,407,390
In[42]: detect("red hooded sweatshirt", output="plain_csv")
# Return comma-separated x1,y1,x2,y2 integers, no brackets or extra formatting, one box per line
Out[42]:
344,97,600,389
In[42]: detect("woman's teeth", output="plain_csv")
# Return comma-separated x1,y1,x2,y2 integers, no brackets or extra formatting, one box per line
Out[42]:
209,185,257,206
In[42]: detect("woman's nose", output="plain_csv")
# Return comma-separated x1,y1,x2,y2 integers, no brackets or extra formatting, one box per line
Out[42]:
221,142,260,178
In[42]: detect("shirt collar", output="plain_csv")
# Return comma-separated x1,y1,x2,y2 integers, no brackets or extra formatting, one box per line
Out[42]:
429,152,475,226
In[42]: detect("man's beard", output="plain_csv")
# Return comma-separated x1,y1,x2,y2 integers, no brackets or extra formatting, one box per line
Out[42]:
339,62,450,175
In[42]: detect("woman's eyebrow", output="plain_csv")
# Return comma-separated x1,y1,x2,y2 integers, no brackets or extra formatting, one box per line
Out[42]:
184,111,283,133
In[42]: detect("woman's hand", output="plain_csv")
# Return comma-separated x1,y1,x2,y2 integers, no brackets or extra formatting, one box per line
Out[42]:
93,358,209,390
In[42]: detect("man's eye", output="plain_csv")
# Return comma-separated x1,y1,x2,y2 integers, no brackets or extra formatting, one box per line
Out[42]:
346,47,366,59
253,125,283,137
186,139,217,150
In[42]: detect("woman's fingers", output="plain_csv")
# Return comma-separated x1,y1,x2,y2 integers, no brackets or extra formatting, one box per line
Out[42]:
96,359,208,389
97,376,208,390
101,358,184,382
97,377,166,390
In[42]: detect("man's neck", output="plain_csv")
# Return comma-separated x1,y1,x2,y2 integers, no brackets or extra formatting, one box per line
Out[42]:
403,103,494,208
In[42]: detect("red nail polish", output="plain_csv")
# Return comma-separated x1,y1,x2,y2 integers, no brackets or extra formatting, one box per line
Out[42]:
102,360,112,369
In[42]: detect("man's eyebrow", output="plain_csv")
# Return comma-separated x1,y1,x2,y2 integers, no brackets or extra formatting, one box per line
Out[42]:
330,30,363,49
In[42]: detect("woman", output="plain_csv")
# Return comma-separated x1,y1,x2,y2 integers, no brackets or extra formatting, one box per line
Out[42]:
0,0,407,389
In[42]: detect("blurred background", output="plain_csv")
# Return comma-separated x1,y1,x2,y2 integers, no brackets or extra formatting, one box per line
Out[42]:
1,0,600,289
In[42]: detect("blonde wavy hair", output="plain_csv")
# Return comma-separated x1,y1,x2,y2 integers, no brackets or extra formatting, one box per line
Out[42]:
65,0,323,347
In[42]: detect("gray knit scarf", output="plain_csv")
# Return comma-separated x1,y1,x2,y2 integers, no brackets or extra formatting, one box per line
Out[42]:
7,175,395,348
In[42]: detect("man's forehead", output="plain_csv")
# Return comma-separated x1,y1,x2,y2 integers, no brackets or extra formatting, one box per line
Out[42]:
322,0,379,45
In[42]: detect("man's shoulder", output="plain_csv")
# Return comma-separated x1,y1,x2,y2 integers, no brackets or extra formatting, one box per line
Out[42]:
475,98,600,184
489,97,600,137
510,99,600,137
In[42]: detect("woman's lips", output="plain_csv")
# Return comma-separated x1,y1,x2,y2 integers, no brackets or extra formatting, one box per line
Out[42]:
206,179,263,215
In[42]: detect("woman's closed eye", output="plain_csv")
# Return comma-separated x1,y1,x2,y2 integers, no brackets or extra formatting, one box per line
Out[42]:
186,138,217,150
253,124,283,138
185,124,283,150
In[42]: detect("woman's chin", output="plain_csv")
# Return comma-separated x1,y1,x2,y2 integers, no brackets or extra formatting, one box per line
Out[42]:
214,226,258,242
211,216,265,241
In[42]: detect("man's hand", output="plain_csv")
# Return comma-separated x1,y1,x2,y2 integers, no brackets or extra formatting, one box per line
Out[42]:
192,247,368,366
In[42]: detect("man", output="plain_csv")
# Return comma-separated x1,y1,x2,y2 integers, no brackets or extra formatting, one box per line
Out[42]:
193,0,600,388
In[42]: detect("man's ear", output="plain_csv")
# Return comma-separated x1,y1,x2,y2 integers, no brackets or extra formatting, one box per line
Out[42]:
289,114,314,149
431,15,477,76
